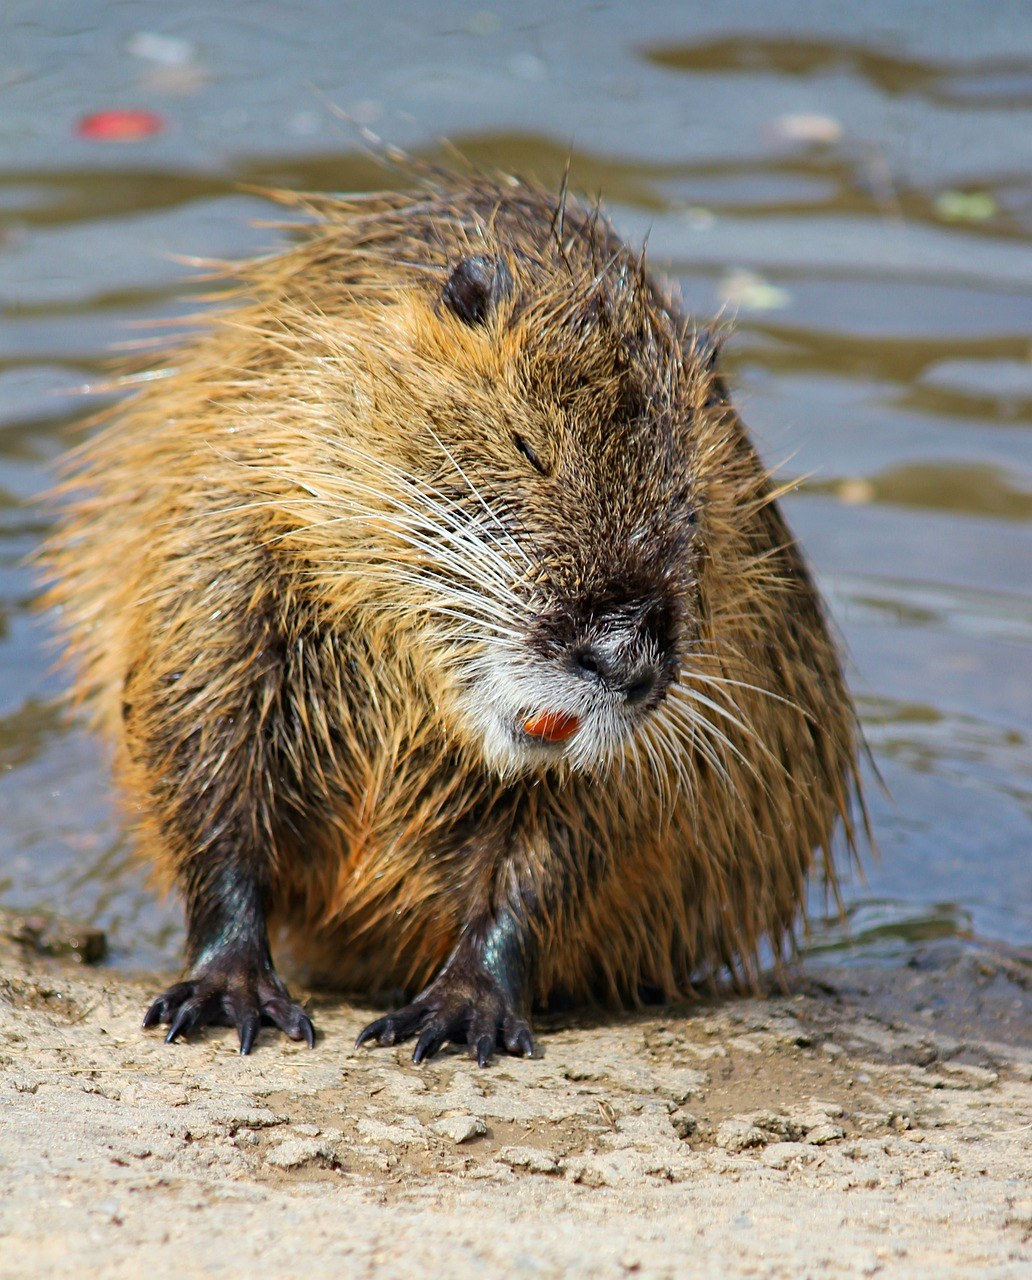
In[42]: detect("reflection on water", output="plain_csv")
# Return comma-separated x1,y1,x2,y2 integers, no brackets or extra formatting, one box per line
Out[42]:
804,899,977,965
1,2,1029,967
805,462,1032,522
643,34,1032,110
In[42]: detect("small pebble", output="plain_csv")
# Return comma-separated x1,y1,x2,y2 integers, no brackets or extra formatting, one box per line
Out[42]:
265,1138,333,1170
498,1145,560,1175
671,1111,698,1140
714,1120,768,1153
760,1142,817,1170
806,1122,846,1146
431,1114,487,1145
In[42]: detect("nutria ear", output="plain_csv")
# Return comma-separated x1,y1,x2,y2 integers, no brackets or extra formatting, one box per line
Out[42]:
440,255,513,327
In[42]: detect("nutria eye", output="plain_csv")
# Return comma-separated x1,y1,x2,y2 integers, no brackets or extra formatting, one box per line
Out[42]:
440,254,513,327
513,433,548,475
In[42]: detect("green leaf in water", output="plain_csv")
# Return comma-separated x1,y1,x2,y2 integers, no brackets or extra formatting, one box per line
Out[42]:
934,190,998,222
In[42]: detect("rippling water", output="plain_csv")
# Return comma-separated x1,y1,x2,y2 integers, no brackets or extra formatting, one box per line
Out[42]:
2,1,1029,968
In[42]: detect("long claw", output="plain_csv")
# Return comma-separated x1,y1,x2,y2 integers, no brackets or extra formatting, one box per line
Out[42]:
165,1000,198,1044
502,1016,534,1056
264,996,316,1047
238,1010,260,1056
475,1034,494,1067
355,1019,386,1050
412,1022,447,1065
144,982,191,1029
142,1000,163,1029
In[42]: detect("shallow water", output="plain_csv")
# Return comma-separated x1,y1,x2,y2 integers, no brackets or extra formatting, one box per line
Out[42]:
1,1,1030,969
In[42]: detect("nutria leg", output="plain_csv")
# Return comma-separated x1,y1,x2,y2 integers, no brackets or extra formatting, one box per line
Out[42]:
356,909,533,1067
121,545,329,1055
143,864,315,1055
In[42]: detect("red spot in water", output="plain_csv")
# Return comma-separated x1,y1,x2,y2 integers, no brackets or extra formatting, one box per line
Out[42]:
522,710,581,744
76,110,166,142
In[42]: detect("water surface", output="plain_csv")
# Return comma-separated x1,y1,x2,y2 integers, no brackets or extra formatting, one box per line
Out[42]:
1,0,1029,968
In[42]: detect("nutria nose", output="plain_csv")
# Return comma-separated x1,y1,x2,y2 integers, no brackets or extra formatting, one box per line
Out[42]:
572,646,661,705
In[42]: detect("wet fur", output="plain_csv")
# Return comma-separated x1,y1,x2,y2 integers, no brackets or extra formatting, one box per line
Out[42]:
44,173,862,1016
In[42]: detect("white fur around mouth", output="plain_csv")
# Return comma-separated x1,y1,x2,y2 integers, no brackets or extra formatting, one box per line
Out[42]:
457,651,643,779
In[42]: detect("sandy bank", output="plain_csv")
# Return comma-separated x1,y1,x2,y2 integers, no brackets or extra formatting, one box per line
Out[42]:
1,931,1030,1278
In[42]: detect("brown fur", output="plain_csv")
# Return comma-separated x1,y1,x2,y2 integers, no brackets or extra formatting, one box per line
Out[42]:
43,172,862,1018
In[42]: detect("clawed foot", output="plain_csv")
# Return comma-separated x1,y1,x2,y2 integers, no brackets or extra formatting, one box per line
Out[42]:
143,952,315,1055
355,965,534,1067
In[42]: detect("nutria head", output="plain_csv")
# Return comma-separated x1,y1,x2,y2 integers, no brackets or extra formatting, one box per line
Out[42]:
444,259,701,774
298,203,711,779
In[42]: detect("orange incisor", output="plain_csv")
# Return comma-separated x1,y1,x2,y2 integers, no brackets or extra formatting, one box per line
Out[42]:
522,710,581,743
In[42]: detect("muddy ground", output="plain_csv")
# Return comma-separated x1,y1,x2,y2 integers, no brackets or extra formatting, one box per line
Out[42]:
1,928,1030,1279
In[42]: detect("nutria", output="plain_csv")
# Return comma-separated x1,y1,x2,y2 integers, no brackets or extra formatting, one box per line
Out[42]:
43,170,863,1064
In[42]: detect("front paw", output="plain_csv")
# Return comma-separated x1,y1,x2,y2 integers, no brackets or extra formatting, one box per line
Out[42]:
143,953,315,1055
355,965,534,1067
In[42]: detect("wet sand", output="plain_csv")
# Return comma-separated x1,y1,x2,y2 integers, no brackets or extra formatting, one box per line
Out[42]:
2,933,1029,1278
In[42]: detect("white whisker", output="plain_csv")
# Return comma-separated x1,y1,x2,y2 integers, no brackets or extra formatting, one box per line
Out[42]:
423,424,536,574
